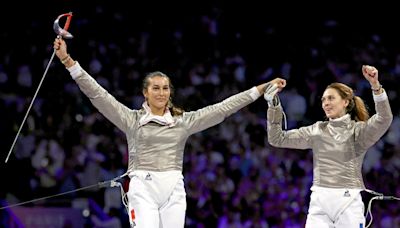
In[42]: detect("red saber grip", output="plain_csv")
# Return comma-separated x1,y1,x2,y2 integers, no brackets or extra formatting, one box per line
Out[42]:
62,12,73,31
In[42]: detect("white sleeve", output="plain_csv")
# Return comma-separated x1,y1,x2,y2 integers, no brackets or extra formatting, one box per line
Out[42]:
66,61,82,80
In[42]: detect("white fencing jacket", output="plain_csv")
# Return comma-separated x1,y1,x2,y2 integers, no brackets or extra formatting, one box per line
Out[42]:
68,62,262,173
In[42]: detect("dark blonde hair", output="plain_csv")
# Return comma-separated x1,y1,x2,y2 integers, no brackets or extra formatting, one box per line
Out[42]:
142,71,184,116
326,82,369,121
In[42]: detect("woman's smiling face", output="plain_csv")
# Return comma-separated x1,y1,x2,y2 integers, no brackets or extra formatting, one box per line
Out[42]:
321,88,349,119
143,76,171,115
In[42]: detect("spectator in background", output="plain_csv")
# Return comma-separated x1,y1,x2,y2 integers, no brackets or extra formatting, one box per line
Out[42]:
279,86,307,129
266,65,392,227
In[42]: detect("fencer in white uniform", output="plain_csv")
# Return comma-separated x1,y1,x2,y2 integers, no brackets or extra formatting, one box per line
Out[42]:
266,65,392,228
54,35,287,228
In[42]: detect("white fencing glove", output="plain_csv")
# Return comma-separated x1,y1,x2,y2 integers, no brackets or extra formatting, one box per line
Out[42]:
264,83,280,107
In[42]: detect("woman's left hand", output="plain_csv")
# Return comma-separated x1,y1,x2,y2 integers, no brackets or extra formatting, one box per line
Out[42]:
362,65,379,87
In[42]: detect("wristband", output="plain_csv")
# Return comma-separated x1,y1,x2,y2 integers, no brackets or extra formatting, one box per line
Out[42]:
371,84,382,92
61,54,70,64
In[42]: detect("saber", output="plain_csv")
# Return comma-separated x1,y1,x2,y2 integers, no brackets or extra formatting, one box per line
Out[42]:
5,12,73,163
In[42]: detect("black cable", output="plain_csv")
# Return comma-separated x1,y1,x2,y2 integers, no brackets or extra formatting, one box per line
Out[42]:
0,176,125,210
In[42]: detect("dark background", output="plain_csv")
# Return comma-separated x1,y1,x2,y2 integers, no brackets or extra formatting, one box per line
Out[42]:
1,1,399,227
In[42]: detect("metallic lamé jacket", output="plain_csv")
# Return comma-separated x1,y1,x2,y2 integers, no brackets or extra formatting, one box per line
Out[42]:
267,93,392,189
73,66,259,172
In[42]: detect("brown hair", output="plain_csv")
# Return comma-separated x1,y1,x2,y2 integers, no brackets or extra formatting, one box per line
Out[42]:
326,82,369,121
142,71,184,116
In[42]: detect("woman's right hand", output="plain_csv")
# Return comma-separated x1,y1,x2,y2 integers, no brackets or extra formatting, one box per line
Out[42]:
261,77,286,106
53,38,75,67
53,38,69,62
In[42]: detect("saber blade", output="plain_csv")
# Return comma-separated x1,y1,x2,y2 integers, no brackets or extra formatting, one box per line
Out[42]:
5,12,73,163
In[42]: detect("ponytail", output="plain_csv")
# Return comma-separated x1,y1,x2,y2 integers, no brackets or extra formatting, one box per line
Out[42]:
351,96,369,121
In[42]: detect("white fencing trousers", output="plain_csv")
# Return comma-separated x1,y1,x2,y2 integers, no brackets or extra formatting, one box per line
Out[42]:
127,170,186,228
305,186,365,228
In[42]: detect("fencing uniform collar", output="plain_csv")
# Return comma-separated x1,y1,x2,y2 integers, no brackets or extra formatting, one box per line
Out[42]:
330,113,350,122
328,114,351,128
139,102,176,127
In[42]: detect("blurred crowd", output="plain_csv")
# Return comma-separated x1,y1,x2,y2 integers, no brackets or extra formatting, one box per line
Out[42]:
0,2,399,228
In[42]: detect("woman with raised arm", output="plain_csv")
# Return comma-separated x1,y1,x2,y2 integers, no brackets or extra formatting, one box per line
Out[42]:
265,65,392,227
54,37,285,228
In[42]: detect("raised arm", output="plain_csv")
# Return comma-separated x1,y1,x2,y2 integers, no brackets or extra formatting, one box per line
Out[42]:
53,38,135,133
358,65,393,148
184,78,287,135
265,79,313,149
